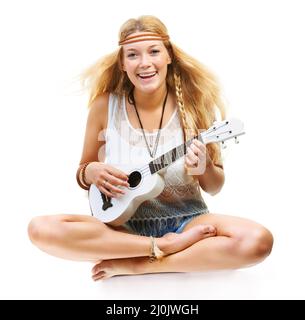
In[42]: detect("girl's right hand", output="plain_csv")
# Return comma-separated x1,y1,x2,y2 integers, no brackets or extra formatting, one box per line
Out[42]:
85,162,130,198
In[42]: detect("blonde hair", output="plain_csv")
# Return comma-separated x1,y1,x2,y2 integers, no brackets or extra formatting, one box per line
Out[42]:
80,15,225,165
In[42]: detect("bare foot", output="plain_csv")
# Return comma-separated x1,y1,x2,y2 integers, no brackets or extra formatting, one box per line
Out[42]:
157,224,216,256
92,258,140,281
91,224,216,281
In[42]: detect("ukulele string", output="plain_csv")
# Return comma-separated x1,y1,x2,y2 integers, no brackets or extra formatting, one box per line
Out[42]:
135,121,229,177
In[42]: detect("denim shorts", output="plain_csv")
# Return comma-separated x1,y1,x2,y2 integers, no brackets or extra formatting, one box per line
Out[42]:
124,211,208,237
175,213,203,233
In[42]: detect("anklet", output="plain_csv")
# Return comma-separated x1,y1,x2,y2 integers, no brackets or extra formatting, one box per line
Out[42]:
149,236,165,263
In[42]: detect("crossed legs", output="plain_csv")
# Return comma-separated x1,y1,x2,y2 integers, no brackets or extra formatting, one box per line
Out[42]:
28,213,273,281
27,214,216,261
91,213,273,280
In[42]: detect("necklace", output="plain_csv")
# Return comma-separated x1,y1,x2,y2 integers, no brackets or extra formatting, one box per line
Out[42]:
129,89,168,158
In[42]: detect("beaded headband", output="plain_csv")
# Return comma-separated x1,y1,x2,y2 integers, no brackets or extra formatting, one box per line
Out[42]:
119,32,170,46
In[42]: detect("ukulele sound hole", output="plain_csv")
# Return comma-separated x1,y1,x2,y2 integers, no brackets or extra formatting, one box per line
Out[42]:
128,171,142,188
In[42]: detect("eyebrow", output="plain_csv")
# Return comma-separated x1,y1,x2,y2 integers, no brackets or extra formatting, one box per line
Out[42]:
126,44,160,52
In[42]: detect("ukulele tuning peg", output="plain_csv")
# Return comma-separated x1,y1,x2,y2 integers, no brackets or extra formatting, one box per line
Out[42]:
234,136,239,144
221,141,227,149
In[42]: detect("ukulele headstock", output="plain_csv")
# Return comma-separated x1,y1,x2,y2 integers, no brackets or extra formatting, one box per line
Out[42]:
200,118,245,146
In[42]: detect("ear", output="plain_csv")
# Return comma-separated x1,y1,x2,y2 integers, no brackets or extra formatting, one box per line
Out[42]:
167,57,172,65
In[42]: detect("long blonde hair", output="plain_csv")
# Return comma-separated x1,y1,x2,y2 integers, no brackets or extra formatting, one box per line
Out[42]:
80,15,225,165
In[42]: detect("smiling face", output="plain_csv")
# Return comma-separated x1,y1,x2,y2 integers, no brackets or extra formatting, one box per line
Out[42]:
121,34,171,94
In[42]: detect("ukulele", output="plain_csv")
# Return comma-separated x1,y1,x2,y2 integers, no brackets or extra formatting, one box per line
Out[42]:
89,118,245,226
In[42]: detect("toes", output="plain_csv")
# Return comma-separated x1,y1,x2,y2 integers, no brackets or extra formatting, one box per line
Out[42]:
202,225,215,233
92,261,104,274
92,270,106,281
200,224,217,237
92,272,112,282
208,225,216,234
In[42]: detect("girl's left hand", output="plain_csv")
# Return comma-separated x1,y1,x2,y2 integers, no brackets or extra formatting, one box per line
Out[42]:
185,139,212,175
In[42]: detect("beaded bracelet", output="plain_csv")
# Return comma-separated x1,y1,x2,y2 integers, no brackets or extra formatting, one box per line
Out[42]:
76,162,91,190
149,236,165,263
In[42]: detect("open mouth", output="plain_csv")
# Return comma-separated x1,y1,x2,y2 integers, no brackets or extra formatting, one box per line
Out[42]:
137,71,158,79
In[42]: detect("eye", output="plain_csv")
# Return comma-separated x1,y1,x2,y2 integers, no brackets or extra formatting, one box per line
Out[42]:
151,49,160,55
127,53,137,58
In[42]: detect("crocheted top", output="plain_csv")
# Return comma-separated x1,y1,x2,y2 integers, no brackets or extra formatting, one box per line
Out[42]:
103,93,209,235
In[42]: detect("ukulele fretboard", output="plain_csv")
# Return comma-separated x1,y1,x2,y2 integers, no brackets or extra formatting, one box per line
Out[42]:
148,135,201,174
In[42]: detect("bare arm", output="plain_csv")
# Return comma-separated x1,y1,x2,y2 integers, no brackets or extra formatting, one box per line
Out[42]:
185,139,225,196
77,94,129,195
197,162,225,196
79,94,109,165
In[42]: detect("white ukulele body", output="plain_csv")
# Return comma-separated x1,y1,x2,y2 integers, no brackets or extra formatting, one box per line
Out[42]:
89,165,165,226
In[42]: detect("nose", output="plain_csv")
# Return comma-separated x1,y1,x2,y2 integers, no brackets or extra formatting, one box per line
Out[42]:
139,53,152,68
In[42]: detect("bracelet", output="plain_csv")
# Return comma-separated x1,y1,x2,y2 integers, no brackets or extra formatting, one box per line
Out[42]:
149,236,165,263
76,162,91,190
81,162,91,188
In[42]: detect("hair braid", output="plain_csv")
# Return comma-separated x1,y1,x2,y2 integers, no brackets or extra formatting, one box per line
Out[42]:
174,72,187,142
174,72,195,142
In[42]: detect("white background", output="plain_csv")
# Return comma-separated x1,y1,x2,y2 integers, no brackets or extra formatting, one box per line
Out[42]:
0,0,304,299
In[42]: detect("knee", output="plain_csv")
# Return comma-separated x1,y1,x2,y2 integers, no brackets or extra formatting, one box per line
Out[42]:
28,215,65,247
28,216,43,245
238,226,274,263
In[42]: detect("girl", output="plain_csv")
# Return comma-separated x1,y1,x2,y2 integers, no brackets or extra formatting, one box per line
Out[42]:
28,15,273,281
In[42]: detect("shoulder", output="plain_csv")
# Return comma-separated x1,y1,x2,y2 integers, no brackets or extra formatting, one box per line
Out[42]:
88,93,110,129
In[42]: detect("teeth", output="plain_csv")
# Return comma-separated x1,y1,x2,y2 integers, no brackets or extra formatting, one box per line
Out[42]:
138,72,157,77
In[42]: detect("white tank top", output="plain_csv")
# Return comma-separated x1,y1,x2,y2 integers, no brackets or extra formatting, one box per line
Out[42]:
104,93,208,231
